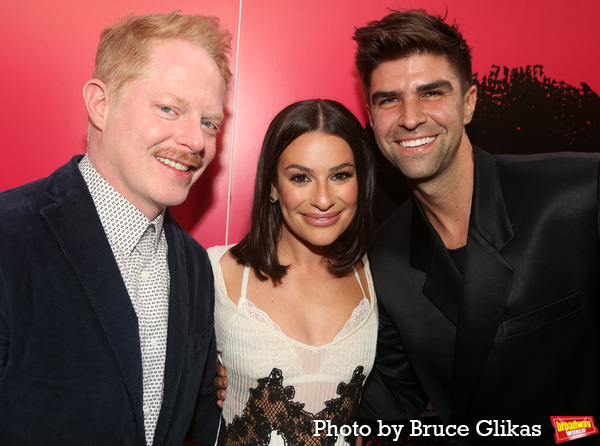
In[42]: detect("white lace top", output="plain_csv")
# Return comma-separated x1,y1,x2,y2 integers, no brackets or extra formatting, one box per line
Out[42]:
207,245,378,446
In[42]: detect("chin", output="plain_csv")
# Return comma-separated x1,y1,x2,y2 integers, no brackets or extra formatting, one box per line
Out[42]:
305,234,343,248
157,187,193,207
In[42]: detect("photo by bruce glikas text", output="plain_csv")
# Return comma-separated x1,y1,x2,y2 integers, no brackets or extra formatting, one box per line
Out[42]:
313,419,542,442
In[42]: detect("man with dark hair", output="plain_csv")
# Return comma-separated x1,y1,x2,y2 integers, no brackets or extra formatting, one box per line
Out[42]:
355,9,600,445
0,12,231,446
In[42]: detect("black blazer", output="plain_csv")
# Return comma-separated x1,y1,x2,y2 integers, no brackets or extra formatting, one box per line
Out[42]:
0,156,219,445
360,148,600,445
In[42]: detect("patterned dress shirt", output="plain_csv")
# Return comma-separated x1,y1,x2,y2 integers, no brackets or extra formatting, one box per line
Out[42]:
79,155,169,445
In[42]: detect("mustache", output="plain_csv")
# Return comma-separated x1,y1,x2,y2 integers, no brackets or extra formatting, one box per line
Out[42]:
150,146,204,169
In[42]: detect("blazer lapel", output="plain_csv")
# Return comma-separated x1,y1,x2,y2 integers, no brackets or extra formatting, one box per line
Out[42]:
153,212,189,446
451,148,515,422
40,157,145,441
411,198,461,326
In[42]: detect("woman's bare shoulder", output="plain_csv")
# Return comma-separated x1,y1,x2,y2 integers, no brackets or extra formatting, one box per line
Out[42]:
220,249,245,303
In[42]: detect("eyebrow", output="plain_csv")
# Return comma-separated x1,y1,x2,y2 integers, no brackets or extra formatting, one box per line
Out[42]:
416,79,453,92
284,162,355,174
204,111,225,124
164,94,192,108
371,79,454,103
161,94,224,123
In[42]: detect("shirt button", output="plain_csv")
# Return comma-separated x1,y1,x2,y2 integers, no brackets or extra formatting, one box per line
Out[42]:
150,338,157,347
141,271,149,280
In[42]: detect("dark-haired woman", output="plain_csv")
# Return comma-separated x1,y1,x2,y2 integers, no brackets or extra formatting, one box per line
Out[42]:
208,99,377,446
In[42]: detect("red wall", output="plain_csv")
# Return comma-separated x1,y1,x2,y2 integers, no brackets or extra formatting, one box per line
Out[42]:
2,0,599,247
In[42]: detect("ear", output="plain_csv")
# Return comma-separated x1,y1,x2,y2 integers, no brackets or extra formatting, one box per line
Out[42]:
463,84,477,125
82,79,109,130
270,183,278,201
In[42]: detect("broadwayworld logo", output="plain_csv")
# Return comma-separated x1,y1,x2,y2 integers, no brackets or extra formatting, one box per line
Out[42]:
551,416,598,443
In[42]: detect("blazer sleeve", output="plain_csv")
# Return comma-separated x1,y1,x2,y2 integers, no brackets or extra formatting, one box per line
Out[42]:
359,298,427,421
185,260,220,445
597,162,600,240
185,326,220,444
0,277,7,379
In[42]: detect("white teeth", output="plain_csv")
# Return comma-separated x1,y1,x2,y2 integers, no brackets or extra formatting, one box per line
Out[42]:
400,136,436,148
156,156,190,172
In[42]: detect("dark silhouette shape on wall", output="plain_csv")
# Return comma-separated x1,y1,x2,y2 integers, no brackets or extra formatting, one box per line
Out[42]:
469,64,600,154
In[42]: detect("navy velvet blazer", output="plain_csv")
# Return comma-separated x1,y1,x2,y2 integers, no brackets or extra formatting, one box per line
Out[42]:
360,148,600,445
0,156,219,445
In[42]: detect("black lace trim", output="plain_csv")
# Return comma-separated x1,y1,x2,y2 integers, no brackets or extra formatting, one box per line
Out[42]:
217,366,366,446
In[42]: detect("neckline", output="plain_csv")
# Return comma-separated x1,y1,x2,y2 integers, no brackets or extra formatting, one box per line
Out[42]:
213,245,374,350
241,296,371,351
238,262,371,349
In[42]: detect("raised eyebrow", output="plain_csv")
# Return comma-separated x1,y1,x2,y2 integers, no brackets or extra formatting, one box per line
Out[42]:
162,94,192,108
284,163,355,174
204,112,225,125
416,79,453,93
330,163,355,172
285,164,313,174
371,80,453,103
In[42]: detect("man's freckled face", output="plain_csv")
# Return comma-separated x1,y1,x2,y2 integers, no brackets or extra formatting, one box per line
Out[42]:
94,39,224,219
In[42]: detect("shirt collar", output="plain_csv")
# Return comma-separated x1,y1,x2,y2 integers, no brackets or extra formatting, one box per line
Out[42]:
78,154,165,256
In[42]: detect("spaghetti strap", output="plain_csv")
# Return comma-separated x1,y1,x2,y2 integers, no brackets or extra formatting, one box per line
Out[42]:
353,266,367,299
240,264,251,301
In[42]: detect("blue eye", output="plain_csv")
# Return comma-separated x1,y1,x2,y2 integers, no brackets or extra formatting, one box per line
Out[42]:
160,105,174,113
202,120,220,135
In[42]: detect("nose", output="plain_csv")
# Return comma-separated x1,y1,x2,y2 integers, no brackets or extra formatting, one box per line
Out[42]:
178,116,206,153
310,180,334,211
398,98,426,130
